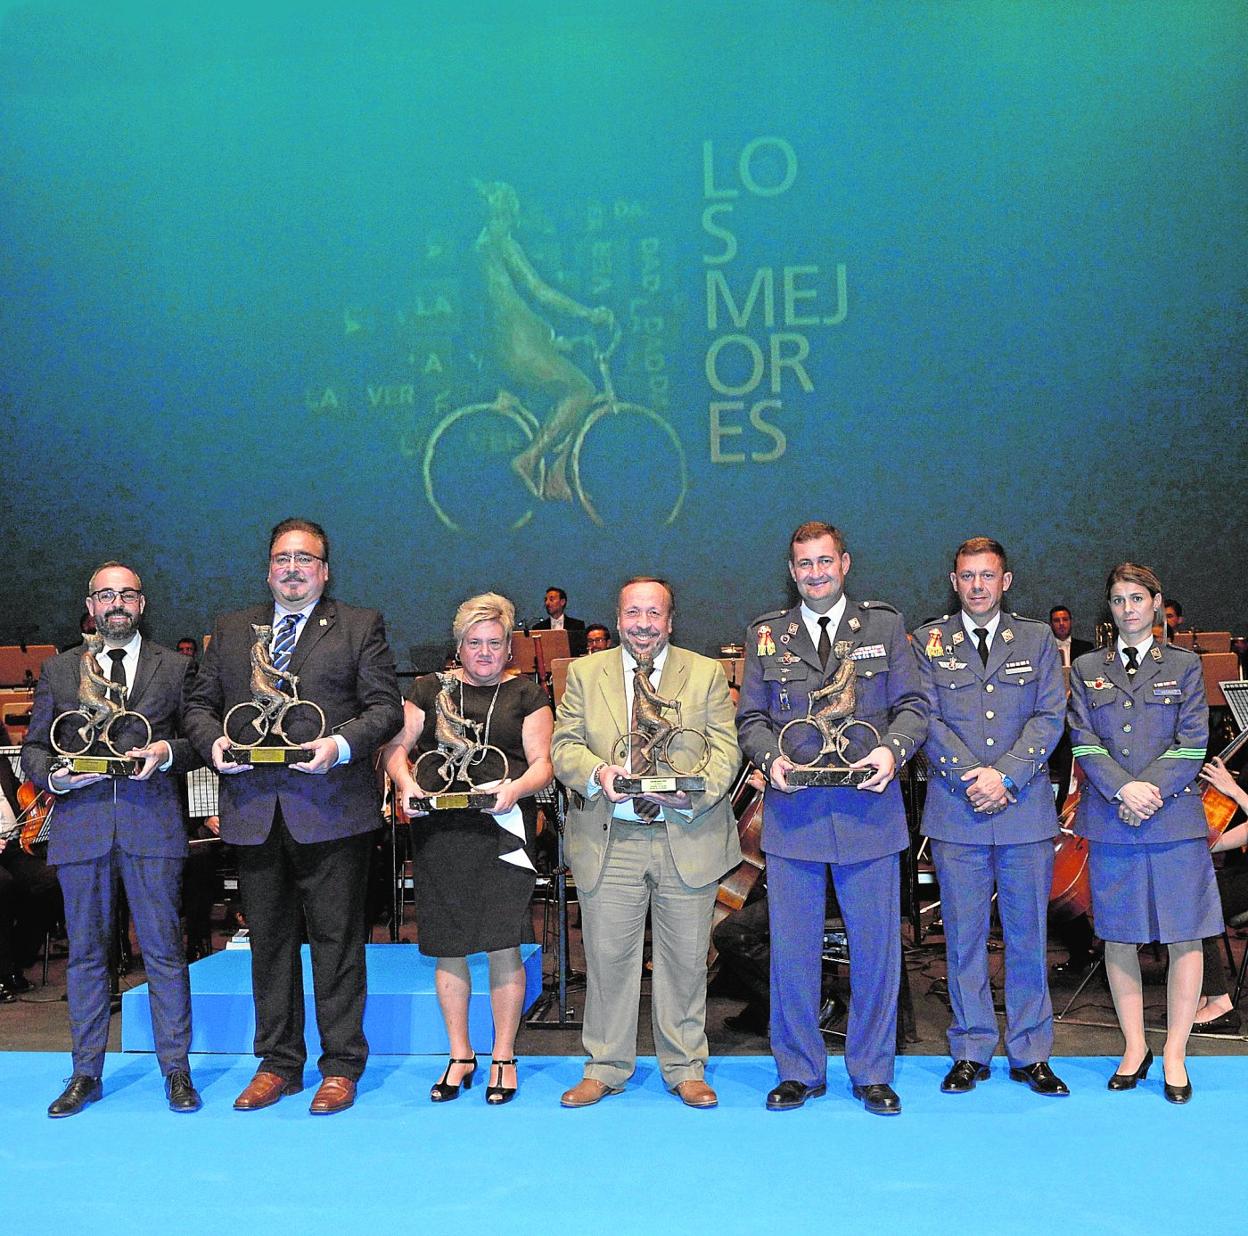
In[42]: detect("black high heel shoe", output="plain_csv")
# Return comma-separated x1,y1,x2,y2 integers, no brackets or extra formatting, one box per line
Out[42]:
1107,1048,1153,1091
430,1055,477,1102
1163,1064,1192,1105
486,1058,518,1106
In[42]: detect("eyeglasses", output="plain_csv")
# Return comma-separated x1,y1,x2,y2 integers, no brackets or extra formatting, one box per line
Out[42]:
270,552,325,568
89,588,143,604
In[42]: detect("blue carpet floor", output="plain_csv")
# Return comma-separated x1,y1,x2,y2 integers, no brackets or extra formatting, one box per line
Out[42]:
2,1052,1242,1234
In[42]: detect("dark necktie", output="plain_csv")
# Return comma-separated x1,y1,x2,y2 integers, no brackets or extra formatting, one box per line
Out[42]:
1124,646,1139,677
817,616,832,669
973,627,989,667
629,662,661,821
272,613,301,677
107,648,127,693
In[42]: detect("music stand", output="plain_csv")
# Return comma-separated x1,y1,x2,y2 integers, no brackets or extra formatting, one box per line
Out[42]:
1221,680,1248,733
525,784,583,1030
507,632,538,676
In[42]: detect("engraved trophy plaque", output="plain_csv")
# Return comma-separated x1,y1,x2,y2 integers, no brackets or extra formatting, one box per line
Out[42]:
611,657,710,794
223,624,327,764
781,660,881,787
407,672,510,812
50,633,149,776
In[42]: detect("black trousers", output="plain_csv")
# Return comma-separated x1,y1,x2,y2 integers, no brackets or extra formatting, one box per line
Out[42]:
235,807,373,1081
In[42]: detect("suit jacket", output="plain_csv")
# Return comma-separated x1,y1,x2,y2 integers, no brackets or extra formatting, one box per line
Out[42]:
914,613,1063,845
736,599,927,864
551,645,741,891
21,641,200,865
183,597,402,845
1068,643,1207,844
532,615,585,631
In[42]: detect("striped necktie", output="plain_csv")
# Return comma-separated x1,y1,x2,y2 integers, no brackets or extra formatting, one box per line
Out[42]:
272,613,302,677
629,662,661,821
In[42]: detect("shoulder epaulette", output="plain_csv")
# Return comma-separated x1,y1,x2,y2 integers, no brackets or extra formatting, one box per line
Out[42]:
859,599,899,614
749,608,788,627
1009,612,1047,626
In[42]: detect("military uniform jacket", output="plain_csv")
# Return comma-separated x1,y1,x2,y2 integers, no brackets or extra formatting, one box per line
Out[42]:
914,613,1063,845
1067,644,1208,844
736,598,927,864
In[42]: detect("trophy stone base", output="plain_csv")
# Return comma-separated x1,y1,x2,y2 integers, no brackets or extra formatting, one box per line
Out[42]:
226,745,307,765
614,775,706,794
419,792,498,812
787,766,872,787
53,754,140,778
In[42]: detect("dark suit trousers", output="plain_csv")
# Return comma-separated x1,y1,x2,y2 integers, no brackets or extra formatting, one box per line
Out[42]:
58,848,191,1078
235,807,372,1081
768,851,900,1087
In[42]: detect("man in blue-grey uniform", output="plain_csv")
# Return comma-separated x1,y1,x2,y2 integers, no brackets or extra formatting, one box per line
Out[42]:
736,521,927,1115
914,537,1069,1098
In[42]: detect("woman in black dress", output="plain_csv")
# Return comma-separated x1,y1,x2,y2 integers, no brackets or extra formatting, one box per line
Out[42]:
382,593,552,1104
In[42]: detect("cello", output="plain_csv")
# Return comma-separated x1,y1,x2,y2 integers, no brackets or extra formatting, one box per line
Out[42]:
708,763,766,963
1201,727,1248,849
1049,764,1092,921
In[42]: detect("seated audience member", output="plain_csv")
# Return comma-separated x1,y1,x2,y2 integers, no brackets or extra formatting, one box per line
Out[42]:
0,727,63,1002
584,624,611,654
1193,757,1248,1033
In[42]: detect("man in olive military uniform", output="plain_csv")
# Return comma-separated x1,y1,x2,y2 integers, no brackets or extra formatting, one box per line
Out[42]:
915,538,1069,1098
736,521,926,1115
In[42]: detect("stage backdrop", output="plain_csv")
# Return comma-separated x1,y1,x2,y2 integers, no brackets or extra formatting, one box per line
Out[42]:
3,0,1245,662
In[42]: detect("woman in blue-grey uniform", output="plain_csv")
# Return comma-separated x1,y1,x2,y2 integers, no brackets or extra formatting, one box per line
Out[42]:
1068,563,1220,1103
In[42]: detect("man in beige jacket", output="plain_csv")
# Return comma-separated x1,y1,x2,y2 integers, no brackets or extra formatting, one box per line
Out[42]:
552,577,741,1109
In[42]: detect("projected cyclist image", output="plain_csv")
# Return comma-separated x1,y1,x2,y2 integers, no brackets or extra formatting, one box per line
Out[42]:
422,181,688,531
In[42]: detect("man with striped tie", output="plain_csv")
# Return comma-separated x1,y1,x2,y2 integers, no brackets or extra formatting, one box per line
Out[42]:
185,519,402,1115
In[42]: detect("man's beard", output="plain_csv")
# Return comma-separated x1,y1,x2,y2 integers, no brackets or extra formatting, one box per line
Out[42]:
99,609,136,640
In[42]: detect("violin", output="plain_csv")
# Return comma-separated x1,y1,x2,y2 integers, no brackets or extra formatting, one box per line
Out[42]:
2,781,54,855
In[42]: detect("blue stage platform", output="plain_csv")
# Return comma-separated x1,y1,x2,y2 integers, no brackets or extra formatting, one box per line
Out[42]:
121,943,543,1055
4,1053,1246,1234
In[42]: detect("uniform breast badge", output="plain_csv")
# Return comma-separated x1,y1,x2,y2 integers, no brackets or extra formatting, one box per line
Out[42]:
756,624,776,657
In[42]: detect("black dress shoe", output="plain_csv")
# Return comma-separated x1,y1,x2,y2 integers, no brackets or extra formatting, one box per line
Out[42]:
48,1075,102,1118
0,979,16,1005
1192,1008,1242,1035
165,1069,202,1113
941,1060,991,1093
1107,1048,1153,1091
765,1080,826,1111
1009,1061,1069,1096
852,1083,901,1115
5,971,32,994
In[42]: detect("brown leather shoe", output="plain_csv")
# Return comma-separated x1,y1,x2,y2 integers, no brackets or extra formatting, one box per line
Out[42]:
234,1071,302,1111
309,1075,357,1115
560,1078,623,1108
673,1079,718,1109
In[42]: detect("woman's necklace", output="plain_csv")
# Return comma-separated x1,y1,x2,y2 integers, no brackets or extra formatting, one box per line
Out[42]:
460,675,503,748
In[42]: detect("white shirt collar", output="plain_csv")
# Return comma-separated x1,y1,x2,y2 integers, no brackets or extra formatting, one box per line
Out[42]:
800,596,848,647
1117,635,1154,662
621,642,670,677
961,610,1002,645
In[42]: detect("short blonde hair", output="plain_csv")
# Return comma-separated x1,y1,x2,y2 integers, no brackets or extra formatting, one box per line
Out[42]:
453,592,515,646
